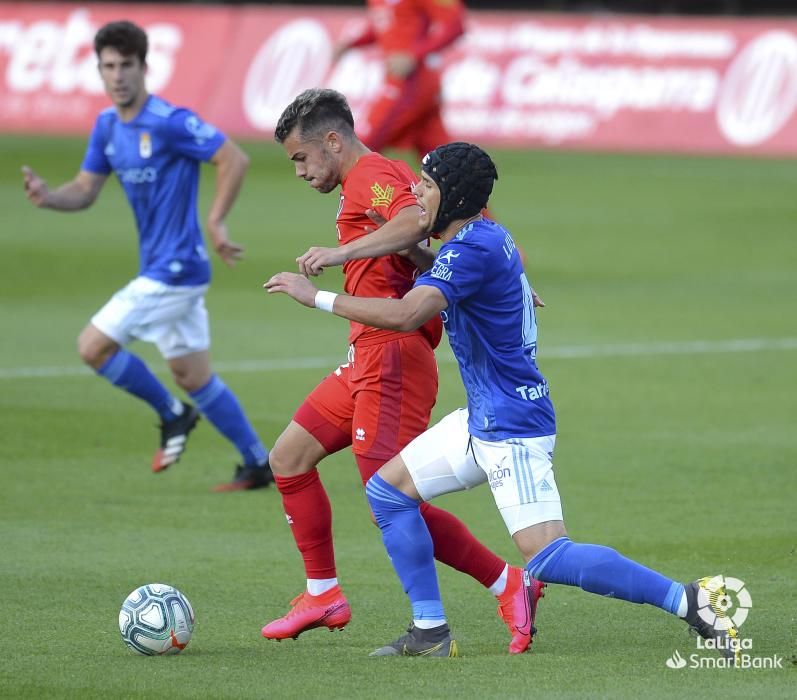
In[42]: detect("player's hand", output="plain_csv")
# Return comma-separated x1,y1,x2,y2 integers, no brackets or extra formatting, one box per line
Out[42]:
21,165,50,207
264,271,318,308
363,208,387,234
531,288,545,308
386,52,418,79
297,246,347,276
208,220,244,267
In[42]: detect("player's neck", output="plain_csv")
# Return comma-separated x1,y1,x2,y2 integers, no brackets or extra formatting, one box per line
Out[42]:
341,141,373,180
439,213,483,242
115,91,150,123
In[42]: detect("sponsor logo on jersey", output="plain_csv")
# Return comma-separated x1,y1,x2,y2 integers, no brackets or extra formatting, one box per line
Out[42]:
370,182,394,208
116,167,157,184
139,131,152,159
184,115,217,144
430,261,453,281
104,143,115,157
437,250,460,265
355,427,366,441
514,381,550,401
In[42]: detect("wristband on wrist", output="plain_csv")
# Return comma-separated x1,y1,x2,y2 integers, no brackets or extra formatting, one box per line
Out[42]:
314,290,338,313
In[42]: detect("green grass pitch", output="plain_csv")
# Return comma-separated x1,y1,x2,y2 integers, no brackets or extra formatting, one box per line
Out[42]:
1,135,795,698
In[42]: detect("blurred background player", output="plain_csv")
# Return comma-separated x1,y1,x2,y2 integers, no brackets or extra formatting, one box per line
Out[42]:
260,89,544,655
334,0,465,157
266,142,743,661
21,20,272,492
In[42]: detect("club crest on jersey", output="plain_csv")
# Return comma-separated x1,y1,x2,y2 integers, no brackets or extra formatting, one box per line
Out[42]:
139,132,152,159
370,182,394,208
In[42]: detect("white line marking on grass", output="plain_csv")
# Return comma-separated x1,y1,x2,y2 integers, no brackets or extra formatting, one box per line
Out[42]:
1,337,795,380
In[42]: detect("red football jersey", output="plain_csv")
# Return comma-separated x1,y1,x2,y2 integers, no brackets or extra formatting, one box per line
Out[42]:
338,152,442,347
357,0,465,60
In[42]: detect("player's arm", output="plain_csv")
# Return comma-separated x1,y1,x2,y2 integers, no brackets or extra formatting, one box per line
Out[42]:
207,139,250,266
400,243,436,272
265,272,447,332
364,207,436,272
387,0,466,79
297,204,427,276
334,22,377,62
414,0,466,59
21,166,106,211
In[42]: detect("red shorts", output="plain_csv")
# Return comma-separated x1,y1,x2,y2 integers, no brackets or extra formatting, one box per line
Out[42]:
294,333,438,462
362,69,450,156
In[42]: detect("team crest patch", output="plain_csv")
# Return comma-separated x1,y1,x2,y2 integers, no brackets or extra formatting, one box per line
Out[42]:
139,132,152,159
370,182,394,208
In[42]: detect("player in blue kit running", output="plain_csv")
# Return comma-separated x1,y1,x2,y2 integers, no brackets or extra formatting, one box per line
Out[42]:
266,142,743,660
22,20,271,491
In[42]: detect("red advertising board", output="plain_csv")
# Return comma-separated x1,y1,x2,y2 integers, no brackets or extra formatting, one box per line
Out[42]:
1,2,796,155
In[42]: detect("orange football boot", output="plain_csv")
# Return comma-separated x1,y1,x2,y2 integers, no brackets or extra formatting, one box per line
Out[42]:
261,585,351,640
497,567,546,654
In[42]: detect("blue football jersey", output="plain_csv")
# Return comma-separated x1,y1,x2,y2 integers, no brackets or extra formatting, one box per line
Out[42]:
81,95,226,286
416,218,556,440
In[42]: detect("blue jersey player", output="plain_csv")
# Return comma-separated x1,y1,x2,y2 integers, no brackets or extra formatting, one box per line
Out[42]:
22,20,271,491
265,142,743,660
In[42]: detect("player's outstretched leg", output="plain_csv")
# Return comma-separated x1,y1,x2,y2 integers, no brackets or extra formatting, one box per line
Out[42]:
152,401,200,472
186,375,271,490
496,567,546,654
682,576,741,665
527,537,742,663
261,586,351,640
370,623,458,658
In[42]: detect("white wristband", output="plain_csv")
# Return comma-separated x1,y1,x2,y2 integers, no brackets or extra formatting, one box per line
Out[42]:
314,290,338,313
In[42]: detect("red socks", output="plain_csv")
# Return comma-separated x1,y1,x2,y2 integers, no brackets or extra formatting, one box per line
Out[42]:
274,470,336,579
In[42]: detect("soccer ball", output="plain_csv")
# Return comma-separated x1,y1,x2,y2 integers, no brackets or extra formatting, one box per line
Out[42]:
119,583,194,655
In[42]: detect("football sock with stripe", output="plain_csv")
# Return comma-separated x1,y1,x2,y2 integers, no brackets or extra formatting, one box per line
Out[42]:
97,349,181,422
189,375,269,467
356,455,506,590
527,536,685,615
366,474,446,625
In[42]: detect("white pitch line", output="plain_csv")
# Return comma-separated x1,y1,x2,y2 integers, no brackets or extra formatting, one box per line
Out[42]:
1,337,795,380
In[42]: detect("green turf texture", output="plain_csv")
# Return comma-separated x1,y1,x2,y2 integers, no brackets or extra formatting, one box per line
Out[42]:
1,136,795,698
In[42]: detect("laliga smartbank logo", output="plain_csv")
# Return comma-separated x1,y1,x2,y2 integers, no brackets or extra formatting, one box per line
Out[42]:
665,576,783,670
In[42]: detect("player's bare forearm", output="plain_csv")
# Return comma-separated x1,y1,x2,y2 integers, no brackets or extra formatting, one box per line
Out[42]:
297,205,427,276
341,205,427,261
265,273,447,332
208,140,249,227
22,167,104,211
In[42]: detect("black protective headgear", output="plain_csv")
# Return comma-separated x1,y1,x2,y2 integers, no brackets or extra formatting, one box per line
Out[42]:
421,142,498,234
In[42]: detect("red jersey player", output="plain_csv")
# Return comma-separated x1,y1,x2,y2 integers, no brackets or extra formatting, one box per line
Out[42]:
261,89,544,655
335,0,465,156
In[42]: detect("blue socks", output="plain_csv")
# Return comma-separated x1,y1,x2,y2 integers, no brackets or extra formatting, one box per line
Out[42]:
366,474,445,624
97,349,180,421
189,375,269,467
527,537,685,615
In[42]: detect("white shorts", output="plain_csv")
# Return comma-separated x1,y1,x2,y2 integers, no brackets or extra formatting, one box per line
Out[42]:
91,277,210,360
400,408,564,536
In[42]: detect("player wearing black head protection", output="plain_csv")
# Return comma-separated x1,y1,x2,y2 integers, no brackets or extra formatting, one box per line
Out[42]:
420,142,498,234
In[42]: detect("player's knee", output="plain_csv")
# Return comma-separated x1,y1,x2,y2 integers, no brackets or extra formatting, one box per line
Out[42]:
77,328,112,368
171,369,195,392
268,445,313,477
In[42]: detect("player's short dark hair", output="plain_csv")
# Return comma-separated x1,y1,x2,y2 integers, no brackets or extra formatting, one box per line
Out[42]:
274,89,355,144
421,142,498,234
94,20,148,64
